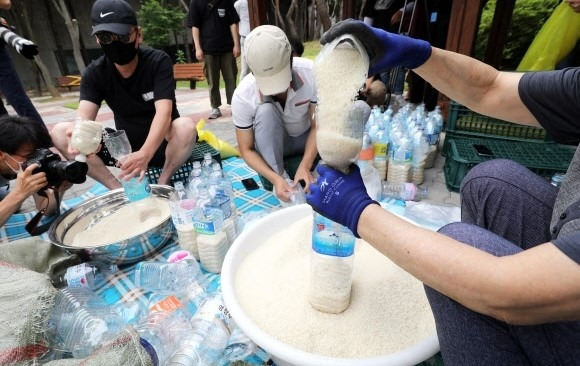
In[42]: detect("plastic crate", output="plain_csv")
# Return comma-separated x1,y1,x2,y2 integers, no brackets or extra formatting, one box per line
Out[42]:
442,101,552,156
443,137,574,192
145,141,221,185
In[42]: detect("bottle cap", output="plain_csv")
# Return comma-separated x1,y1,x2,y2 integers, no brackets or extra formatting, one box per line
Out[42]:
168,250,196,263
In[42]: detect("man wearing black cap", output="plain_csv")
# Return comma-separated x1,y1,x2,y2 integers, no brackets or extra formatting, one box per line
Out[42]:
50,0,198,189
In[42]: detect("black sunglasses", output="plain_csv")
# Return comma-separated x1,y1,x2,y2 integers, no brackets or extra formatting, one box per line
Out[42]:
95,29,136,45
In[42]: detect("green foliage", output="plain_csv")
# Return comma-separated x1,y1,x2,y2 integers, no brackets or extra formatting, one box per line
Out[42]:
137,0,186,49
474,0,559,70
175,49,187,64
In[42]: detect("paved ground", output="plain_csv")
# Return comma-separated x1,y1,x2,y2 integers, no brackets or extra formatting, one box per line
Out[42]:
6,87,460,212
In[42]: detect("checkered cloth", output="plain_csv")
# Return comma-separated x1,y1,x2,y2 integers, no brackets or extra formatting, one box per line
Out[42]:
0,157,281,364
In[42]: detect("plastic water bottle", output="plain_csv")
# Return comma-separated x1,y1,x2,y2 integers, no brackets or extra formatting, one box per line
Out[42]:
372,128,389,181
122,176,152,202
170,181,199,259
387,137,413,186
51,261,118,290
208,164,237,247
308,213,356,314
383,182,428,201
220,325,257,363
166,293,234,366
167,250,212,315
47,287,125,358
194,186,229,273
201,153,220,177
134,259,201,294
551,172,565,187
187,162,206,195
357,131,374,169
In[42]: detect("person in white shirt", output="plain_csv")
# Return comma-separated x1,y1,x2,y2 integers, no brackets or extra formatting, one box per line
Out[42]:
231,25,318,202
234,0,250,79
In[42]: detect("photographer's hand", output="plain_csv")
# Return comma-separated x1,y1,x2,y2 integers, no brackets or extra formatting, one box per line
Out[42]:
16,164,47,198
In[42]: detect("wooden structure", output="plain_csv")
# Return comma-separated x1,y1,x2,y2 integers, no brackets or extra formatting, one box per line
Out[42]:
56,75,81,92
173,63,205,89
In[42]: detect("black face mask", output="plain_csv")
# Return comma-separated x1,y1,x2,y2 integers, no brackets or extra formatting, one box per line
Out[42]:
101,40,138,65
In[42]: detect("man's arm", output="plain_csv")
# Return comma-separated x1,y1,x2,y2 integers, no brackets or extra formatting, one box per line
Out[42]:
230,23,240,58
120,99,172,180
293,103,318,190
357,204,580,325
192,27,204,61
413,48,540,127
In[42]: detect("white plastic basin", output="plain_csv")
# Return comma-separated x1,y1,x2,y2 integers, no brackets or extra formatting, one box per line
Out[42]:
222,204,439,366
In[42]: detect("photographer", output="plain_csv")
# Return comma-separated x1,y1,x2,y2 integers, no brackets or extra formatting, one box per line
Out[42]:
0,115,67,228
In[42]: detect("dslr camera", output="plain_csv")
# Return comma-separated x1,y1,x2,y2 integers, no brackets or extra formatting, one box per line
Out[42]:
21,149,88,189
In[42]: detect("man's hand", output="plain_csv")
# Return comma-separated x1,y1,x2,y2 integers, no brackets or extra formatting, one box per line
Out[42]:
306,164,378,237
118,150,149,181
320,19,432,76
13,164,47,200
293,164,314,193
233,43,241,58
272,176,294,203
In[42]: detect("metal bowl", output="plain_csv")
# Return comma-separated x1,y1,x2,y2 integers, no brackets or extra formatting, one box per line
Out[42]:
48,185,175,265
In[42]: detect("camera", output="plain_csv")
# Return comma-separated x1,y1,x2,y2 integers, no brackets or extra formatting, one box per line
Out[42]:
21,149,88,189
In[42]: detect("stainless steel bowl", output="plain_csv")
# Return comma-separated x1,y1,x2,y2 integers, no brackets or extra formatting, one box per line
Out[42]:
48,185,175,265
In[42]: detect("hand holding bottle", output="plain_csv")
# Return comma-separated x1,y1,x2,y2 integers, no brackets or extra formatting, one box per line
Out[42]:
306,164,379,238
320,19,432,75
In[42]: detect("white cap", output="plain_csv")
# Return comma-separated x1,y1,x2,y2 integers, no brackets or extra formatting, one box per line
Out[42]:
245,25,292,95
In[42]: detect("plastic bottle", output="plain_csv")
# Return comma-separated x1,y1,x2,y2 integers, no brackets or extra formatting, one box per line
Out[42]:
308,212,356,314
201,153,220,177
220,325,257,363
193,185,229,273
383,182,428,201
551,172,565,187
122,176,152,202
208,164,237,247
47,287,125,359
187,162,206,196
170,181,199,259
387,136,413,186
165,293,235,366
277,178,306,208
134,259,201,294
51,261,118,291
372,127,389,181
357,131,374,169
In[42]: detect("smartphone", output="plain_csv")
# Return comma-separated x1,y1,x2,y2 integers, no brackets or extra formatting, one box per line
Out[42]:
241,177,260,191
473,144,493,157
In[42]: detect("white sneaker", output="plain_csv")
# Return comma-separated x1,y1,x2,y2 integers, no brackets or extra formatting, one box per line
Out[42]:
208,108,221,119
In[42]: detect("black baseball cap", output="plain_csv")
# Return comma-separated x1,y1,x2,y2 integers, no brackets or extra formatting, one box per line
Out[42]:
91,0,137,36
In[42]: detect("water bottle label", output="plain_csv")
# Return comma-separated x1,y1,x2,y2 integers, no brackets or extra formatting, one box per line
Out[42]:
196,296,234,332
373,142,388,158
139,338,160,366
64,263,90,288
359,146,374,161
312,218,355,257
426,133,439,145
149,295,184,314
194,208,224,234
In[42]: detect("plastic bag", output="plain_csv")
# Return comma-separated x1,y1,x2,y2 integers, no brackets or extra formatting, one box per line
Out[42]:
517,2,580,71
196,119,240,159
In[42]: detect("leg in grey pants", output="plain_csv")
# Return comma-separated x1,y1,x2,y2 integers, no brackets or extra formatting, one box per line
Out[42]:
425,159,580,365
253,103,309,174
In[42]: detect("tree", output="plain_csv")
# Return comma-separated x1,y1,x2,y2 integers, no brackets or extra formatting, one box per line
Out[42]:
138,0,186,49
51,0,86,75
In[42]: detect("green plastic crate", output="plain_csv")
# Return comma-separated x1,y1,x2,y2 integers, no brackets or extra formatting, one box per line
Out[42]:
146,141,221,185
443,137,574,192
442,101,552,157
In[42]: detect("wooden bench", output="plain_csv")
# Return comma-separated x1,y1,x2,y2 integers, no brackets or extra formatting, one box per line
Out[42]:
57,75,81,92
173,63,205,89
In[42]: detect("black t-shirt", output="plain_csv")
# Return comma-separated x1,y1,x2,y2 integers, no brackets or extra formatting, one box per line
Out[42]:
187,0,239,55
361,0,407,32
519,68,580,145
519,67,580,264
80,48,178,166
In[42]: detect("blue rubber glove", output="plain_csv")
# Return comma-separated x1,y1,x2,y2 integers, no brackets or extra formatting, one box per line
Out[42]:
320,19,432,76
306,164,378,238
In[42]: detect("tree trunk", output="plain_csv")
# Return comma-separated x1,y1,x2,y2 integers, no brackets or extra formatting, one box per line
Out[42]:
272,0,287,31
285,0,300,43
314,0,331,32
19,3,61,97
51,0,86,74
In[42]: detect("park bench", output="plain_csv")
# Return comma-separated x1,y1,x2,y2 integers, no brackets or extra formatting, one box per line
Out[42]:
57,75,81,92
173,63,205,89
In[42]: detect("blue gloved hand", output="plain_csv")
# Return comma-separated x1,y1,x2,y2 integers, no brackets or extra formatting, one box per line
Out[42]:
320,19,432,76
306,164,378,238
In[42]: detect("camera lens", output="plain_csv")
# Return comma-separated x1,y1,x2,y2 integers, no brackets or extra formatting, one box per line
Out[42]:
48,161,88,184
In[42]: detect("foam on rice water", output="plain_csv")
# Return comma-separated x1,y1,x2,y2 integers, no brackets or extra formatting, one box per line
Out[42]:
314,35,368,172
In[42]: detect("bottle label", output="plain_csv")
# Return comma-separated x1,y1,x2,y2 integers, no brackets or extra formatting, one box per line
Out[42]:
359,146,374,161
150,295,184,314
373,142,388,158
64,263,90,288
312,217,355,257
196,296,234,333
194,208,224,235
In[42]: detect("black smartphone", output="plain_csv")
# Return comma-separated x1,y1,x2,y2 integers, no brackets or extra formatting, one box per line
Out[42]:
241,177,260,191
473,144,493,157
